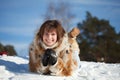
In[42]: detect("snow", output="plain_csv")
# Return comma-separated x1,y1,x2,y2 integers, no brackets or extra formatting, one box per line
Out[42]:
0,55,120,80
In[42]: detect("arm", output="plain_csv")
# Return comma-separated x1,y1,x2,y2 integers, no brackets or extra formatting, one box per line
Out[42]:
29,43,48,74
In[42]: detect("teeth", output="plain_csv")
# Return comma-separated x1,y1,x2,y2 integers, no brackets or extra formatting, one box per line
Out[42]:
47,41,52,43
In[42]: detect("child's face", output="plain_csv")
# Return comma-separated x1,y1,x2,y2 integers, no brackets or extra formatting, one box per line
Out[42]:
43,29,57,47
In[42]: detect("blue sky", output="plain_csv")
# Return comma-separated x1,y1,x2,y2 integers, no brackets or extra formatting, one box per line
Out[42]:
0,0,120,56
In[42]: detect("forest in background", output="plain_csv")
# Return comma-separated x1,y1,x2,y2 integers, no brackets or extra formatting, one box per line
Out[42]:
77,12,120,63
0,43,17,56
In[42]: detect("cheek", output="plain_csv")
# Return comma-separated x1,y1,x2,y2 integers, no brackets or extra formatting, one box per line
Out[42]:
54,35,57,42
43,35,47,41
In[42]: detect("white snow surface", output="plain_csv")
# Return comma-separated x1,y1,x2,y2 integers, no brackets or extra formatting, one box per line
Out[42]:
0,55,120,80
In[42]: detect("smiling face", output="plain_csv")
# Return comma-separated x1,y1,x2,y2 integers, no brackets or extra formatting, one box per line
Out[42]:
43,29,57,47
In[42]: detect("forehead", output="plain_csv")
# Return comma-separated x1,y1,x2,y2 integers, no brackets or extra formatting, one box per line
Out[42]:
44,27,56,33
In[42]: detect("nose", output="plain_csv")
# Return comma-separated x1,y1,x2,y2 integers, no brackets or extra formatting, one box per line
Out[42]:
47,34,52,40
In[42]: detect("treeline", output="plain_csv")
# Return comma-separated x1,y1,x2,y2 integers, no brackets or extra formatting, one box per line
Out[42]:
77,12,120,63
0,43,17,56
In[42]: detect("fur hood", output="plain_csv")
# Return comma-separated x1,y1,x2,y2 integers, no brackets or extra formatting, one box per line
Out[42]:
34,33,70,56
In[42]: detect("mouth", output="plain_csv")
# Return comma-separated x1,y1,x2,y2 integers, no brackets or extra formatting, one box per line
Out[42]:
46,40,53,43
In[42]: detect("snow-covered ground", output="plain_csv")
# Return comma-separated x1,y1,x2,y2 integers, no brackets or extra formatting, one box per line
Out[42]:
0,55,120,80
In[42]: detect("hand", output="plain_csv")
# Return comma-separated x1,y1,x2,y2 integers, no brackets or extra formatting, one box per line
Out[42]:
42,51,49,66
42,49,57,66
48,49,57,65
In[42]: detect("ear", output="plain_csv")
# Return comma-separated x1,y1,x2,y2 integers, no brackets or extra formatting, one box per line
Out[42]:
68,27,80,38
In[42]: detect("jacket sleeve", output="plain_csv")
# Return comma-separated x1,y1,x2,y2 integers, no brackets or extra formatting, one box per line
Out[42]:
29,43,48,74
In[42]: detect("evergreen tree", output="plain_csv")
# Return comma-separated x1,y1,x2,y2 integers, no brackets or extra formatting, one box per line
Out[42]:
4,45,17,56
0,42,17,56
77,11,120,63
0,43,5,52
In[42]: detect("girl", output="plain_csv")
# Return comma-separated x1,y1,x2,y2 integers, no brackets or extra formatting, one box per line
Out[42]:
29,20,80,76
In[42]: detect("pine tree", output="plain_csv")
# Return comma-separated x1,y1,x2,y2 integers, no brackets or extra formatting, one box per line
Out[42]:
77,11,120,63
0,42,17,56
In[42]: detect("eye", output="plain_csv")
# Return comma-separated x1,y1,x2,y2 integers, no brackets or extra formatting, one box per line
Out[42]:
52,33,55,36
44,32,48,36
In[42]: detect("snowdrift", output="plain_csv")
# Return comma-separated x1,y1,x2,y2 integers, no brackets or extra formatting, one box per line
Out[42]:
0,55,120,80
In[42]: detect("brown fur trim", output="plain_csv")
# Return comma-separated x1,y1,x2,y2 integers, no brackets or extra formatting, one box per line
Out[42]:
68,27,80,38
